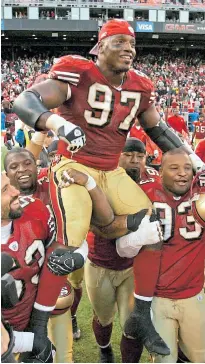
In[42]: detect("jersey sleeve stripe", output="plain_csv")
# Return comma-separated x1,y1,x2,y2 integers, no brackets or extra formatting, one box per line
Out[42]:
54,70,80,78
34,302,56,311
57,76,79,86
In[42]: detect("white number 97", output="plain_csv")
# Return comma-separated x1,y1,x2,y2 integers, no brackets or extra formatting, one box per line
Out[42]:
84,82,141,130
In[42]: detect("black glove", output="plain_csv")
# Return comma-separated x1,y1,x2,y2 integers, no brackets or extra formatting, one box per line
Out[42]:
127,209,160,232
47,248,84,276
58,125,86,153
19,308,55,363
19,336,56,363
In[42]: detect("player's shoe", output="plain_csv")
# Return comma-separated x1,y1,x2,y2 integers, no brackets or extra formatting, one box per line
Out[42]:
99,345,115,363
72,315,81,340
124,298,170,356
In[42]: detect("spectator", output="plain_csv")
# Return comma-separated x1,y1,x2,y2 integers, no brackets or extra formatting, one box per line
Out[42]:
38,130,55,167
4,128,15,150
1,110,6,130
167,108,189,135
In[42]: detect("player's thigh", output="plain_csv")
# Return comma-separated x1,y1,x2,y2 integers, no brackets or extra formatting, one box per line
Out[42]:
178,290,205,363
105,167,152,215
69,267,84,289
116,267,134,329
84,259,116,326
49,166,92,247
152,297,179,363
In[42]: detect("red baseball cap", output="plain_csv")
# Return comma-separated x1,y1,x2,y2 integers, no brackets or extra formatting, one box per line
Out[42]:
89,19,135,55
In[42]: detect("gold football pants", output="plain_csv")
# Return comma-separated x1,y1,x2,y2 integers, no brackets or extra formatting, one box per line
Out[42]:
152,290,205,363
48,309,73,363
85,258,134,327
50,158,151,247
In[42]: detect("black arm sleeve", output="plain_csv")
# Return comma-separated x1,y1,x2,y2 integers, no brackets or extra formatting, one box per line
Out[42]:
12,90,49,131
144,121,183,152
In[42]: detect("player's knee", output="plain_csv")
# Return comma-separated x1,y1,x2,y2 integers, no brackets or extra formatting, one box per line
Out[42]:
94,314,113,327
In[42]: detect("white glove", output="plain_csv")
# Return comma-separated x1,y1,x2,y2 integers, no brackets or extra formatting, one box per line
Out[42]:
116,211,163,258
189,153,205,173
46,114,86,153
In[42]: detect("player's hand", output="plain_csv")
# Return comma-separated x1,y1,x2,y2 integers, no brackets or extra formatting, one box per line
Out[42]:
47,248,84,276
137,208,163,245
19,335,56,363
59,168,89,188
57,124,86,153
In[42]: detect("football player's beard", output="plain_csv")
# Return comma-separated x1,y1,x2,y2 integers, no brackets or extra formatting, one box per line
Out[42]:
126,168,141,183
9,206,23,220
2,203,23,221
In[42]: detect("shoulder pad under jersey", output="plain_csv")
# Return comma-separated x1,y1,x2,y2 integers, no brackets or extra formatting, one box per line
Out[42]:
49,55,93,86
130,68,154,93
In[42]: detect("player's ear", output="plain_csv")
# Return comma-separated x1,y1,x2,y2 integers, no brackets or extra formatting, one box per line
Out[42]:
98,40,105,55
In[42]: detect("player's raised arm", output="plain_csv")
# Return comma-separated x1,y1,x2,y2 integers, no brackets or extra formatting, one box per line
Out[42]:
13,79,86,154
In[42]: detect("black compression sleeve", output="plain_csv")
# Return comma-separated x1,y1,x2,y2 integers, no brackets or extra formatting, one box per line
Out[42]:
13,90,49,131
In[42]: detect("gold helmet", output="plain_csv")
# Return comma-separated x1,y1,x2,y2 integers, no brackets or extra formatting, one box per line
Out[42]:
190,171,205,228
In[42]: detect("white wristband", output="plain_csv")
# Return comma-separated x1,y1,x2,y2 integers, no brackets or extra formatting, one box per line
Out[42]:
75,240,88,262
13,331,34,353
31,132,47,146
46,114,76,135
85,175,96,191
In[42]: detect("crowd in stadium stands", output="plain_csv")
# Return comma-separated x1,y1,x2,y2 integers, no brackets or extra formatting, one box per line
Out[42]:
1,52,204,113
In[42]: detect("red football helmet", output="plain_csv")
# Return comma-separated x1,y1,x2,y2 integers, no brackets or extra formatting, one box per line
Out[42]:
190,171,205,228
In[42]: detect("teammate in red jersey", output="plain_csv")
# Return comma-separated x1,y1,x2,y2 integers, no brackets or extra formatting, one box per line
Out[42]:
120,149,205,363
13,19,203,355
4,148,79,363
119,137,161,183
192,113,205,147
1,172,65,362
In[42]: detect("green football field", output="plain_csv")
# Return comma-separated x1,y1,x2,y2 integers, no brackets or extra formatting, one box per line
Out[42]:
73,283,151,363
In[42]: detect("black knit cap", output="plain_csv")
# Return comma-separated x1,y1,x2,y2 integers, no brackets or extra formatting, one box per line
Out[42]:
123,137,146,154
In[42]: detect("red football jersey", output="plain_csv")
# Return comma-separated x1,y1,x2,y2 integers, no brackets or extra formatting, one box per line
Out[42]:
194,121,205,139
140,166,161,183
129,125,147,144
167,115,188,135
140,180,205,299
2,197,55,331
195,139,205,163
49,56,154,170
87,232,133,271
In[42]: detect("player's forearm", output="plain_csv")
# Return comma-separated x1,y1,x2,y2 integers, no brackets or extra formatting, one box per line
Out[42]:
26,132,47,160
91,215,128,239
89,186,114,227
